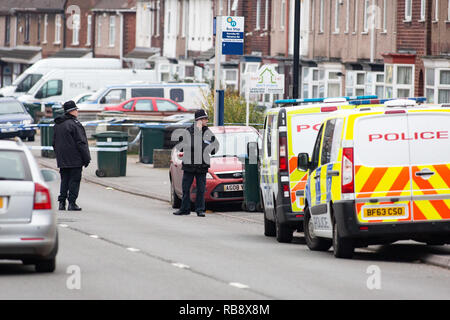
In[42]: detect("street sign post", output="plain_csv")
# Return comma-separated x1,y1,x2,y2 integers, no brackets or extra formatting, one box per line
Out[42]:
214,16,245,126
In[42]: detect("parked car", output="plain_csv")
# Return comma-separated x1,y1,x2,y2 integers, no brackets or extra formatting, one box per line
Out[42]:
104,97,188,113
78,83,210,111
0,138,58,272
0,98,36,141
169,126,261,208
71,92,94,104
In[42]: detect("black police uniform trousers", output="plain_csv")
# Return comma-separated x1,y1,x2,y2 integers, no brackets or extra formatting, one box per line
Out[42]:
180,171,207,213
58,167,82,204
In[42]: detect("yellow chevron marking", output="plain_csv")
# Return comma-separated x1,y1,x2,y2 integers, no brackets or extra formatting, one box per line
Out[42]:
414,200,442,221
355,167,374,193
372,166,402,196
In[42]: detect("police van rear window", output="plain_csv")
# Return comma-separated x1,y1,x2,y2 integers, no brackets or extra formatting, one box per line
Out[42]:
354,115,410,167
407,113,450,165
289,113,332,155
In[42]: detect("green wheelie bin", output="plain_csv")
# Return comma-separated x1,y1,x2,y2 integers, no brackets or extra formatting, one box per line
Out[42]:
139,123,166,164
241,142,261,212
93,131,129,177
39,117,55,158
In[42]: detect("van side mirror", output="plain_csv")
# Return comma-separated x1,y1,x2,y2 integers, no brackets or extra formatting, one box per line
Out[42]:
100,97,106,104
297,153,310,172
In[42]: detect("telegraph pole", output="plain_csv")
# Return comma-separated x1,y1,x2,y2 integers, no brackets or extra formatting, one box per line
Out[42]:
292,0,301,99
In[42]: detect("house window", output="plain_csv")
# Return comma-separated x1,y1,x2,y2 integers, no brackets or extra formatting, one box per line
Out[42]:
345,0,350,33
109,15,115,47
384,64,414,98
24,15,30,43
264,0,269,30
383,0,388,32
5,16,10,45
426,67,450,103
97,16,102,47
256,0,261,30
363,0,370,32
335,0,340,33
354,0,358,33
405,0,412,21
37,15,41,42
434,0,439,21
72,13,80,45
86,15,92,45
281,0,286,30
156,0,160,36
319,0,324,32
43,14,48,43
448,0,450,20
55,14,62,44
420,0,426,20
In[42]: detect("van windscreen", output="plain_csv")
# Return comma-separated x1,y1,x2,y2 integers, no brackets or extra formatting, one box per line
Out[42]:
408,113,450,165
132,88,164,98
290,113,331,156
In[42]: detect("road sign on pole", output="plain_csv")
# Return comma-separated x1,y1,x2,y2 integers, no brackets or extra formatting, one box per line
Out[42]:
221,16,244,56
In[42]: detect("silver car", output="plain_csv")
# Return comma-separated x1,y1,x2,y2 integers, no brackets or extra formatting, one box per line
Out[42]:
0,138,58,272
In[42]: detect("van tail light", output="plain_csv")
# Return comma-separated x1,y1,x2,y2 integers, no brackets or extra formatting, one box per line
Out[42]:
279,136,288,172
341,148,354,194
34,183,52,210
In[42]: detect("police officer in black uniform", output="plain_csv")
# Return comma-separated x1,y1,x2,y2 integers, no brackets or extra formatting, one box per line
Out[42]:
52,100,91,211
173,110,219,217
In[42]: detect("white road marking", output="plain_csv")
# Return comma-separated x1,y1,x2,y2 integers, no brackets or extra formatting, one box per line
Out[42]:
229,282,250,289
106,187,114,190
127,247,140,252
89,235,99,239
59,224,69,228
172,263,190,269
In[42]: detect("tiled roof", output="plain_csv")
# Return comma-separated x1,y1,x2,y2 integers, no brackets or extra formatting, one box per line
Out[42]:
93,0,136,10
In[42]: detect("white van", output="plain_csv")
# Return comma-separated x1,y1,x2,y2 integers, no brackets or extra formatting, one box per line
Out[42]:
18,69,158,105
77,83,210,111
0,58,122,97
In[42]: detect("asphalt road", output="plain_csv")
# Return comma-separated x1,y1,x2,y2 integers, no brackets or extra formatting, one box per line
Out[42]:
0,178,449,300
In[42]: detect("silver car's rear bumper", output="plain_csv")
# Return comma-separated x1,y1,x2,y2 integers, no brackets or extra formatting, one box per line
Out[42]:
0,210,57,259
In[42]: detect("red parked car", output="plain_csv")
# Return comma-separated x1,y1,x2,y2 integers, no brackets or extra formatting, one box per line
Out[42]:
104,97,188,113
169,126,261,208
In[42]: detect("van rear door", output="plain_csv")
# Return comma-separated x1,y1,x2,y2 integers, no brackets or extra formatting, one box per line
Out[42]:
353,113,413,223
408,111,450,221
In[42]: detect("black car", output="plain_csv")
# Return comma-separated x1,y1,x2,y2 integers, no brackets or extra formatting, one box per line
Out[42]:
0,98,36,141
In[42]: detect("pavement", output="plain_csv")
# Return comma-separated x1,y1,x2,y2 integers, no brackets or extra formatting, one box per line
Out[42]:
28,136,450,271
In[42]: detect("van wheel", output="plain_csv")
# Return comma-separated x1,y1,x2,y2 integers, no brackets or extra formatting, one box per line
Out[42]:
304,207,332,251
274,197,293,243
333,219,354,258
170,178,181,209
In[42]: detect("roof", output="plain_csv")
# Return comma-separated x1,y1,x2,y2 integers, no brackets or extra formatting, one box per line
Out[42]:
49,48,92,58
124,47,159,60
93,0,136,11
0,0,65,14
0,46,42,64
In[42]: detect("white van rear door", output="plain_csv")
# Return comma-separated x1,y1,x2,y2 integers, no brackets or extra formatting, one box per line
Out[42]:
408,112,450,221
353,114,413,223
